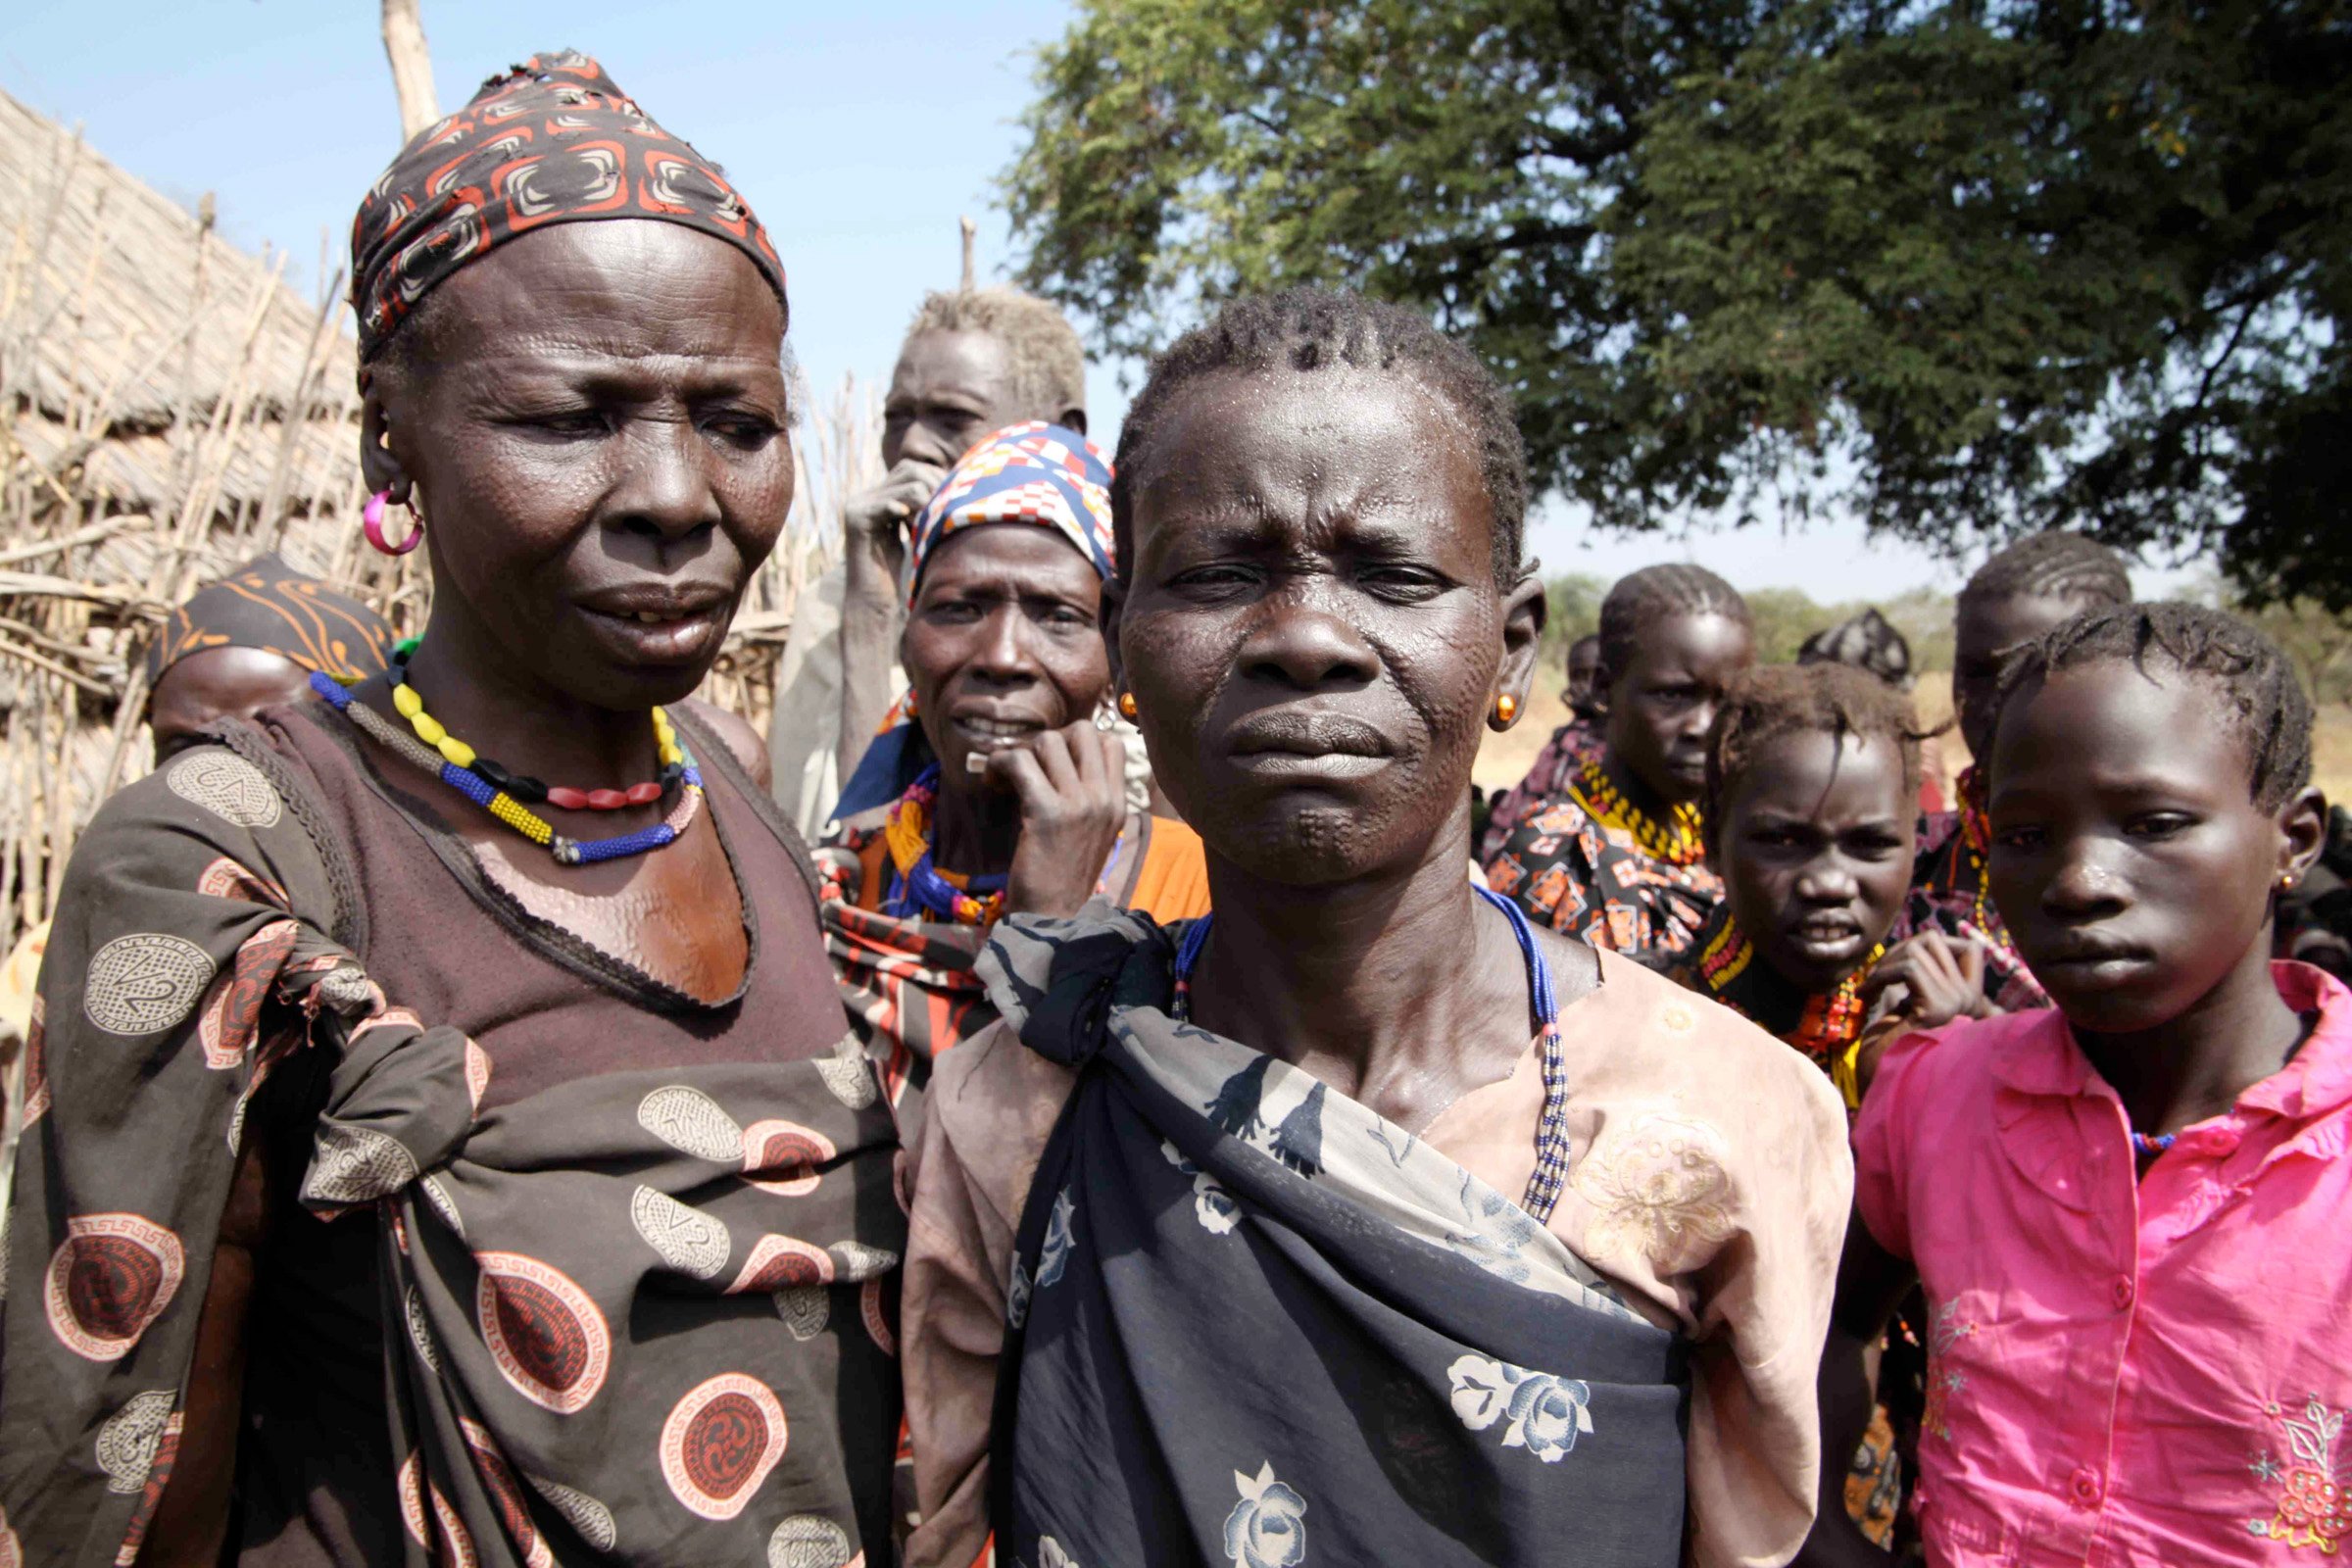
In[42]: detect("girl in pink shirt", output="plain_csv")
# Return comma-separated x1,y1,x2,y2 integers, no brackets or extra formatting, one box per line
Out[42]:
1801,602,2344,1566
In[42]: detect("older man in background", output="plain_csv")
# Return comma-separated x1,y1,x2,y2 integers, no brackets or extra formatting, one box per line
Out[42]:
767,287,1089,833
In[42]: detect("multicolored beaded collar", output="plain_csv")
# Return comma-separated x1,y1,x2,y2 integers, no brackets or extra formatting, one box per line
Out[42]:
311,667,704,867
880,763,1009,925
1695,915,1886,1087
1568,757,1706,867
387,639,683,809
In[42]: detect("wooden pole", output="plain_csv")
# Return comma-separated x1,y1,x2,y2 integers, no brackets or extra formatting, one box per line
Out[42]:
381,0,440,143
959,217,977,292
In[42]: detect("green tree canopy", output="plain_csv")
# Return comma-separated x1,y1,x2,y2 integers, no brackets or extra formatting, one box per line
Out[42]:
1004,0,2352,605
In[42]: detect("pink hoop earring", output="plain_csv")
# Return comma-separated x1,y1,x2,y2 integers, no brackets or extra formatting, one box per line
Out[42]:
363,490,423,556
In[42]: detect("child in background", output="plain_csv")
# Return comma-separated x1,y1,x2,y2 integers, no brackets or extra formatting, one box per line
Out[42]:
1648,662,1923,1546
1485,564,1754,954
1800,603,2342,1567
1479,630,1609,859
1656,662,1921,1105
1873,534,2132,1032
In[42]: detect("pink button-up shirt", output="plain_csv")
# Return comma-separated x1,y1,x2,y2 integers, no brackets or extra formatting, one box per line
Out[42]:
1856,962,2352,1565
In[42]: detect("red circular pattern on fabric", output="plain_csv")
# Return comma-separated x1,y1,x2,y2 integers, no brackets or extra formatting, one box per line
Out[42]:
45,1214,184,1361
725,1236,835,1296
397,1453,429,1545
461,1418,553,1568
21,997,46,1126
682,1392,766,1495
194,857,288,909
861,1277,896,1359
742,1119,835,1197
490,1279,587,1387
464,1040,493,1113
430,1478,479,1568
474,1252,610,1414
741,1120,834,1175
198,919,298,1069
657,1373,786,1520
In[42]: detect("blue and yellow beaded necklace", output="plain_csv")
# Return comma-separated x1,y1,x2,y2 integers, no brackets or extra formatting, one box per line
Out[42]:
311,644,703,866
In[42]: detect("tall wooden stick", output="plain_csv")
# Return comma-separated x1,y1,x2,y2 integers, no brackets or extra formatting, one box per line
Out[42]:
381,0,440,142
959,217,977,292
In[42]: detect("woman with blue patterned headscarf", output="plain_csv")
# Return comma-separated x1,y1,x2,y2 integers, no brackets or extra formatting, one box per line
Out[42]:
815,422,1209,1127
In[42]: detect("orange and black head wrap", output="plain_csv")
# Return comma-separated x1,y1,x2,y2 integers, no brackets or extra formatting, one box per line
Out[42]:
146,554,397,688
350,49,787,362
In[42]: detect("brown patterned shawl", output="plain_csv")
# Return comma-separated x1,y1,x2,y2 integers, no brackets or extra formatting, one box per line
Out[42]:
0,722,901,1567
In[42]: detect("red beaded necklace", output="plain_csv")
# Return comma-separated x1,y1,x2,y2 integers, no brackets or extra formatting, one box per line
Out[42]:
389,639,675,811
1697,916,1884,1076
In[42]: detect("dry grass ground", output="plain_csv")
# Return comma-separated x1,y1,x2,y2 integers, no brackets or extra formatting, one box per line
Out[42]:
1475,672,2352,804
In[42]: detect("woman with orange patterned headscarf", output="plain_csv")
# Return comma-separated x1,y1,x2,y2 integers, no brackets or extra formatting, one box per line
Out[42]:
0,53,899,1568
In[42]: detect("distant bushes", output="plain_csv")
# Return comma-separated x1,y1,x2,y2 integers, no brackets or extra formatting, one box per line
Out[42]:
1540,575,1955,671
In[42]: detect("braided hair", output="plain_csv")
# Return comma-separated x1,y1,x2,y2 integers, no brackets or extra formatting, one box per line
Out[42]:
1959,532,2132,612
1704,662,1929,832
1991,602,2314,809
1595,564,1752,688
1111,288,1528,585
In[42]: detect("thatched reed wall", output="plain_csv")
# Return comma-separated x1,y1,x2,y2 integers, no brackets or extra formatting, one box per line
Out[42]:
0,86,858,953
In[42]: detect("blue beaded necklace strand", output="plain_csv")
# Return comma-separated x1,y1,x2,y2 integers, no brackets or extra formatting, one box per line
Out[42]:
311,670,705,867
879,763,1011,923
386,639,684,810
1171,885,1579,1223
2130,1130,2178,1158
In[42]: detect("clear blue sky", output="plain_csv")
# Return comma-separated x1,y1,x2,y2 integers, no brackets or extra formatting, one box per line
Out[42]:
3,0,2190,600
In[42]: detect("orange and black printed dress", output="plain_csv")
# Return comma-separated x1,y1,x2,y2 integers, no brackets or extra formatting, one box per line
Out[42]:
815,808,1209,1122
1482,760,1721,955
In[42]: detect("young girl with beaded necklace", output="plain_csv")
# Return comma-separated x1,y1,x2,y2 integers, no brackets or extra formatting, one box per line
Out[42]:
1800,603,2345,1567
901,288,1850,1568
1644,662,1925,1549
1653,662,1922,1113
1483,564,1754,956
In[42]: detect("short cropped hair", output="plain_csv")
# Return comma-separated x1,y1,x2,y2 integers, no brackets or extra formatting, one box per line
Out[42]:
1704,662,1928,831
907,286,1085,420
1110,287,1528,585
1991,601,2314,809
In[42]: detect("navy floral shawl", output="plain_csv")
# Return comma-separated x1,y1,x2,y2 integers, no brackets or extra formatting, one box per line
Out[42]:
977,907,1690,1568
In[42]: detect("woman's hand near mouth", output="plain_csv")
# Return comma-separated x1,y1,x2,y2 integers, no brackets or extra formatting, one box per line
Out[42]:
988,719,1129,917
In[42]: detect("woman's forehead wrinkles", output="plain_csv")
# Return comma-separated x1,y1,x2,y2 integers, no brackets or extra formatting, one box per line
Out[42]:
466,339,781,377
437,330,786,405
1148,454,1446,539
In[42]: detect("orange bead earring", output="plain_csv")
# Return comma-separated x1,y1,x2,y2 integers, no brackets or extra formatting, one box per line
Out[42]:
1494,694,1518,725
1117,691,1139,720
